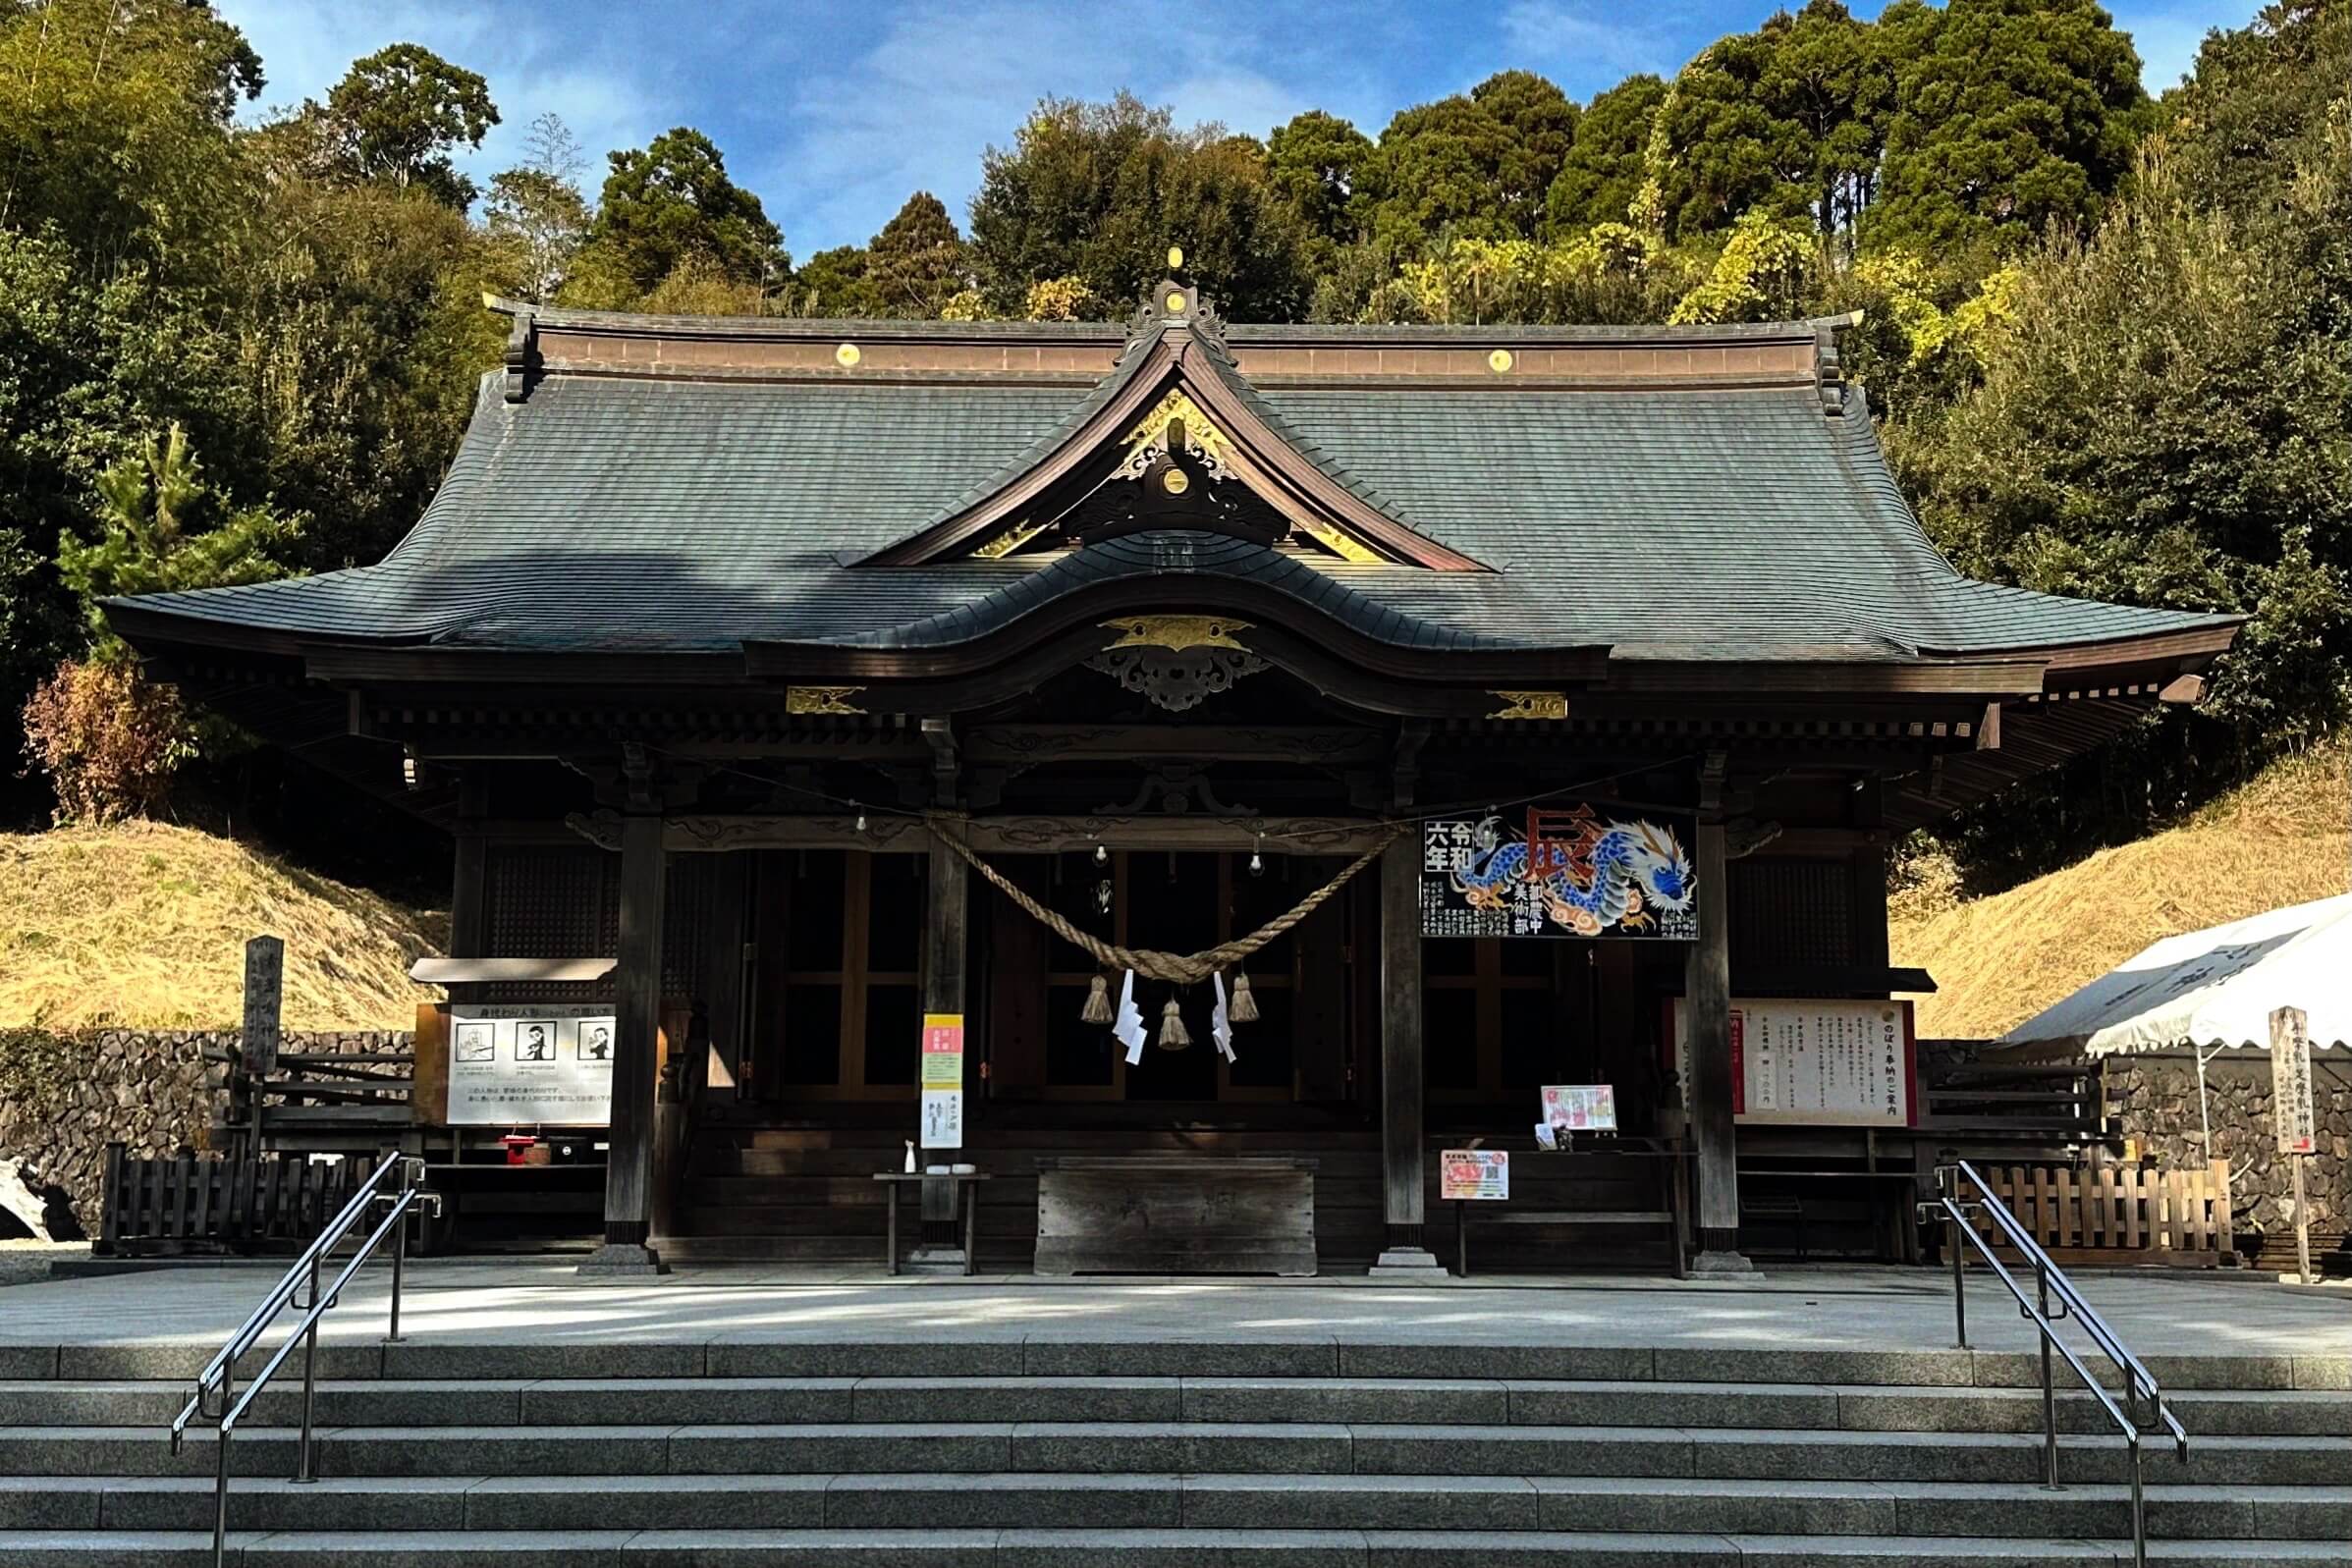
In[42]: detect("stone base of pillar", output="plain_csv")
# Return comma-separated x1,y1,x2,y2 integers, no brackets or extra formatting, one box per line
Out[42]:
1689,1248,1756,1276
577,1241,667,1277
902,1245,969,1275
1367,1246,1449,1278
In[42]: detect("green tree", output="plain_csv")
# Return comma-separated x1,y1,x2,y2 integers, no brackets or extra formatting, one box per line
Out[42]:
968,94,1311,320
2158,0,2351,219
568,128,789,303
0,0,262,282
1867,0,2148,254
1645,2,1890,246
485,114,590,302
1669,208,1820,322
318,42,500,208
57,423,301,650
793,244,884,318
1545,75,1668,233
865,191,969,316
1266,110,1374,249
1358,72,1577,247
1892,144,2352,869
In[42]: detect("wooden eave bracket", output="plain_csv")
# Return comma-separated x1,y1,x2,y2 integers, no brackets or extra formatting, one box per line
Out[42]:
854,332,1489,572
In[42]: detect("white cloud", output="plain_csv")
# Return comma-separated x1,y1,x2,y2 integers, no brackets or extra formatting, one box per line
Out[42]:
762,0,1385,251
1498,0,1684,93
215,0,668,196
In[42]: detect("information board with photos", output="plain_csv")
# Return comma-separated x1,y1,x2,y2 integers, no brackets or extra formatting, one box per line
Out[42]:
446,1003,616,1126
1668,999,1917,1127
1441,1149,1509,1201
1540,1084,1618,1133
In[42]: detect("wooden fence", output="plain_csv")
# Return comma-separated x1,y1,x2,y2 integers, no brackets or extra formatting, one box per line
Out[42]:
1966,1160,2233,1268
97,1146,369,1257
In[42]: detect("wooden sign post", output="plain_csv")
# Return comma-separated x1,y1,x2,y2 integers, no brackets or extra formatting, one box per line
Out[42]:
241,935,285,1077
2270,1004,2317,1284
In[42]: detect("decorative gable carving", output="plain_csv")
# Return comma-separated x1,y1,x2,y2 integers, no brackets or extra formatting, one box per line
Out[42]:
856,286,1487,572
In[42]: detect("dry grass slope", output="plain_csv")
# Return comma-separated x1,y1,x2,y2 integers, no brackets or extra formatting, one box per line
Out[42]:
1894,741,2351,1040
0,821,444,1030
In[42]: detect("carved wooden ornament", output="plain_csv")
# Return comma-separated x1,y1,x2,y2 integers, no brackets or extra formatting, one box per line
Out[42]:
786,684,867,715
1488,689,1568,720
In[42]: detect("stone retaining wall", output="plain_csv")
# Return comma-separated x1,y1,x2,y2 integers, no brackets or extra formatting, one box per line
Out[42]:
2106,1053,2351,1262
0,1028,410,1237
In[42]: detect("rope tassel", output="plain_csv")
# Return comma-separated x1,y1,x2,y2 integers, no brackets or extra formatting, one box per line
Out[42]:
1157,998,1190,1050
932,821,1400,986
1226,970,1258,1022
1080,974,1114,1025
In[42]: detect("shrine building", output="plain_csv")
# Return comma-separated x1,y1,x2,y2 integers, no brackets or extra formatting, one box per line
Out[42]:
107,278,2241,1275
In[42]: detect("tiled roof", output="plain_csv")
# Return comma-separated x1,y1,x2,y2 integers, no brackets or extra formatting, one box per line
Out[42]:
111,315,2234,665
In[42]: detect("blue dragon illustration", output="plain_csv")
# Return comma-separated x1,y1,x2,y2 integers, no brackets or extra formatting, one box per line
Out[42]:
1449,807,1696,936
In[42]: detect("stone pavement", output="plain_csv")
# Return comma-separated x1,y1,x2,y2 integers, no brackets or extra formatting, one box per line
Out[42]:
0,1261,2342,1367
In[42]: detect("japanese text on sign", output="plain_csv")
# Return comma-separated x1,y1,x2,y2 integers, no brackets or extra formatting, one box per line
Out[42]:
2272,1006,2317,1157
1670,999,1917,1128
1540,1084,1617,1133
446,1004,616,1126
1441,1149,1509,1201
1419,806,1697,940
921,1012,964,1150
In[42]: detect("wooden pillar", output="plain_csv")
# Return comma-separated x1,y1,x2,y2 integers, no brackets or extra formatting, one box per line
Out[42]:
1850,775,1889,984
699,852,747,1106
448,768,488,958
1371,831,1444,1273
924,820,969,1026
1686,753,1751,1273
586,807,667,1274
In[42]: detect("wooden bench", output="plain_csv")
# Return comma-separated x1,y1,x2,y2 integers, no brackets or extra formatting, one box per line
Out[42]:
1033,1156,1317,1275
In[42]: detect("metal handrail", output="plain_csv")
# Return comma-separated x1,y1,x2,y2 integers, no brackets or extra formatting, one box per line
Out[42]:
1923,1160,2190,1568
166,1153,439,1568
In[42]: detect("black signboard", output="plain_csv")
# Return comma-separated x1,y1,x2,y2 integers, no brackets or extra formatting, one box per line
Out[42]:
1419,805,1699,940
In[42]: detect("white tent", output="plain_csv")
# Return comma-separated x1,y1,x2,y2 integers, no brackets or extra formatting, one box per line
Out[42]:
1998,892,2351,1058
1998,892,2349,1157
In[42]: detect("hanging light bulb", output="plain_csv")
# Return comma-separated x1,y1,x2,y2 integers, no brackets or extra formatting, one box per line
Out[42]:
854,811,867,832
1094,842,1109,866
1248,831,1265,878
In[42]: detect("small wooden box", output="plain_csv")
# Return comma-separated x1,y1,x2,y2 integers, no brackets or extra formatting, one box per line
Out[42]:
1032,1155,1318,1276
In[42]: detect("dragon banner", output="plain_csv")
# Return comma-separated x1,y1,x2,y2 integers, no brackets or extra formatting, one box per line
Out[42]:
1420,806,1698,941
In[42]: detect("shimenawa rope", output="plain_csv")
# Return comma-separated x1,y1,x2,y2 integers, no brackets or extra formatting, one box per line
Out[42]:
928,821,1402,986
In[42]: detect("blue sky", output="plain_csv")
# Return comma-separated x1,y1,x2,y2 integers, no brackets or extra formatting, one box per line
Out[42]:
219,1,2261,256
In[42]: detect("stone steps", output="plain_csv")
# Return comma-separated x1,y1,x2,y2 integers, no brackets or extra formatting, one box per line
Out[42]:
3,1528,2350,1566
1,1335,2341,1564
1,1421,2341,1485
0,1472,2344,1538
12,1339,2339,1388
5,1378,2338,1433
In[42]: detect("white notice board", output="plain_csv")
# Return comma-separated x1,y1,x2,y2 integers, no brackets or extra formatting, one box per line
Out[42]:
447,1003,616,1126
1670,998,1917,1127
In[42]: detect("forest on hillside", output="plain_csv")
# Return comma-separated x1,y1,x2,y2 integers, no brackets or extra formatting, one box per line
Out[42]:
2,0,2346,893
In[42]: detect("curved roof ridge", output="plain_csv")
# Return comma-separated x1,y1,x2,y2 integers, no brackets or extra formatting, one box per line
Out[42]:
892,332,1159,544
841,529,1510,652
1818,384,2239,653
488,294,1844,348
1189,343,1422,532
